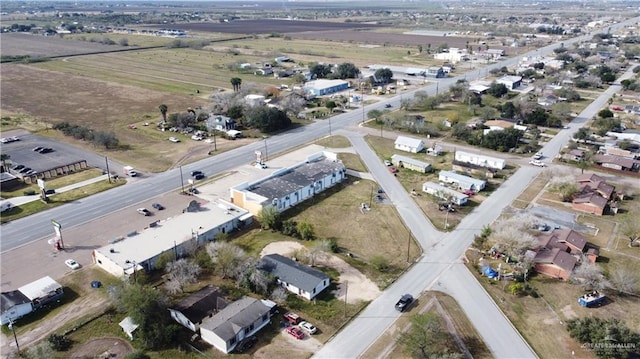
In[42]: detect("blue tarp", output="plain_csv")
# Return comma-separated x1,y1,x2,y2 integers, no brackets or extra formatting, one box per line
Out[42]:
483,266,499,279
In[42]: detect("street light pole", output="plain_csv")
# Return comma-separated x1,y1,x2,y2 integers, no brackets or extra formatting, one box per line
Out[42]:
105,156,111,183
179,166,185,194
8,319,19,353
407,231,411,262
329,117,332,137
263,136,268,162
344,280,349,318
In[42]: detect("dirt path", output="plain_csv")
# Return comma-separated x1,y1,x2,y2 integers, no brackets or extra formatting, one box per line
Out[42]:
260,241,381,303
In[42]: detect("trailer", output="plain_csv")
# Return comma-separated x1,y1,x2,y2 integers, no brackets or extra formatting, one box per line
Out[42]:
578,291,606,307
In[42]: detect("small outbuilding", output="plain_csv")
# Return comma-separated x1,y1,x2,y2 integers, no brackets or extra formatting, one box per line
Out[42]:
119,316,139,340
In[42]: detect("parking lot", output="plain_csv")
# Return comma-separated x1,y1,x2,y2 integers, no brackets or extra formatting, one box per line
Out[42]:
1,129,125,180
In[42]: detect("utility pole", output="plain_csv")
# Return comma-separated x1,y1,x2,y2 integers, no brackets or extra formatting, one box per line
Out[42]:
329,117,332,137
8,319,19,354
105,156,111,183
179,166,185,194
369,184,374,208
407,231,411,262
263,136,268,162
344,280,349,318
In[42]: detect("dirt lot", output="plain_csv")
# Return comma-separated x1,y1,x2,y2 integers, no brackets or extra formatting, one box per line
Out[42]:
0,32,129,57
70,337,134,359
154,19,382,34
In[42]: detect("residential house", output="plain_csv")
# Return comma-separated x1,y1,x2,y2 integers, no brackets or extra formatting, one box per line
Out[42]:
254,68,273,76
245,94,267,107
576,173,615,200
425,66,446,78
483,119,515,134
18,276,63,309
537,229,598,262
394,136,425,153
562,149,584,162
438,170,486,191
169,286,228,333
200,296,272,354
533,247,578,280
537,95,558,107
593,154,640,172
230,151,346,215
258,254,330,300
390,154,431,173
496,75,522,90
0,291,32,325
454,150,505,170
422,182,469,206
572,192,608,216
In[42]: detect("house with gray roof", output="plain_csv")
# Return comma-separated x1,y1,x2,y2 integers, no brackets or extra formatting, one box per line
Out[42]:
422,182,469,206
169,286,228,333
438,170,486,191
394,136,425,153
1,291,33,325
200,296,271,353
230,151,346,215
259,254,330,300
391,154,431,173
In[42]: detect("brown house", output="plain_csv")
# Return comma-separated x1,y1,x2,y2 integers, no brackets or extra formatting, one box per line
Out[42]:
572,192,608,216
533,248,578,280
576,173,615,199
537,229,598,263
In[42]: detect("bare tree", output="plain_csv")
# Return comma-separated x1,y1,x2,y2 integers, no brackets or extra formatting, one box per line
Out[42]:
307,239,332,266
26,341,55,359
492,226,538,259
206,241,246,279
610,267,639,295
165,259,201,294
280,92,307,117
270,286,289,304
621,216,640,247
572,260,608,291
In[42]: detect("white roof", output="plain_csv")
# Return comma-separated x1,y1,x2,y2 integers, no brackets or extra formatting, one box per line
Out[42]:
498,75,523,83
394,136,424,148
245,94,265,100
439,170,486,187
18,276,62,301
303,79,348,90
422,182,469,201
119,316,139,334
95,201,250,270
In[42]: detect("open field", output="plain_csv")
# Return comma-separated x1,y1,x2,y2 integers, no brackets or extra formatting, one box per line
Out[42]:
0,32,129,58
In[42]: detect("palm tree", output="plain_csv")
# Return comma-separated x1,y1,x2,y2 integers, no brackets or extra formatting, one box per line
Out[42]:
230,77,242,92
0,153,10,171
159,104,168,123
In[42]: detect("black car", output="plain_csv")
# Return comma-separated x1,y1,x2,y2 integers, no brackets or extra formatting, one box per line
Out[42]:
193,173,205,180
12,164,25,171
385,103,392,108
38,148,54,154
235,336,257,353
19,167,32,174
190,170,203,177
152,203,165,210
395,294,413,312
32,146,43,152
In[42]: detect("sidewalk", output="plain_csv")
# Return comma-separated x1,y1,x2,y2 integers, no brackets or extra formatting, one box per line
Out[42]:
3,174,110,206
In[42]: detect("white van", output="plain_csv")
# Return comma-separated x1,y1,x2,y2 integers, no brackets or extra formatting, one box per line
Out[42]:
0,201,13,213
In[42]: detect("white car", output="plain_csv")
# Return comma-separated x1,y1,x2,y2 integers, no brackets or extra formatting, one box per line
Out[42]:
191,135,203,141
168,137,180,143
298,321,317,334
532,152,543,160
384,160,392,166
529,160,546,167
255,162,268,169
65,259,80,270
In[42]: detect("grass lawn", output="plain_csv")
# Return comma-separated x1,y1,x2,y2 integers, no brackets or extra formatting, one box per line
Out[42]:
315,135,351,149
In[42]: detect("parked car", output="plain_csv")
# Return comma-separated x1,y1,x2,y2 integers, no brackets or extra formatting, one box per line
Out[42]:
38,148,54,154
191,135,203,141
168,137,180,143
388,166,398,173
529,159,545,167
188,188,199,194
385,103,392,108
283,312,302,325
152,203,165,210
65,259,80,270
395,294,414,312
12,164,25,171
286,326,305,340
19,167,32,174
384,160,392,166
235,336,257,353
255,162,268,169
532,152,543,160
32,146,43,152
298,321,317,335
463,189,476,196
137,208,151,216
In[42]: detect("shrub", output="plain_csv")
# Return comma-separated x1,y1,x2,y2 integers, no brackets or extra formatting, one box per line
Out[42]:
48,334,72,351
371,255,390,272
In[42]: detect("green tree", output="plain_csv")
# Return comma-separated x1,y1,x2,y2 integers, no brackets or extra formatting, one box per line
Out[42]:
297,220,315,240
367,109,382,120
48,334,71,351
117,284,178,349
325,100,337,112
374,68,393,84
257,205,281,230
158,104,168,123
501,101,517,118
574,127,591,143
487,82,509,98
230,77,242,92
598,108,614,118
124,351,151,359
226,105,243,120
397,313,446,358
1,153,10,170
309,63,332,79
567,317,640,359
335,62,360,79
245,107,292,132
371,255,389,272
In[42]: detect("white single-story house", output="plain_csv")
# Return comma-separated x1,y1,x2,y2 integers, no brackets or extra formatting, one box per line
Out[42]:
497,75,522,90
119,316,139,340
0,291,33,325
230,151,346,215
454,150,505,170
438,170,486,191
93,200,252,279
200,296,272,353
394,136,425,153
422,182,469,205
245,94,267,106
259,254,331,300
391,154,431,173
169,286,228,333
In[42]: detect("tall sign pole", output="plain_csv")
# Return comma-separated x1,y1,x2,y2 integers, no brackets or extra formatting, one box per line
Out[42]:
51,219,64,250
